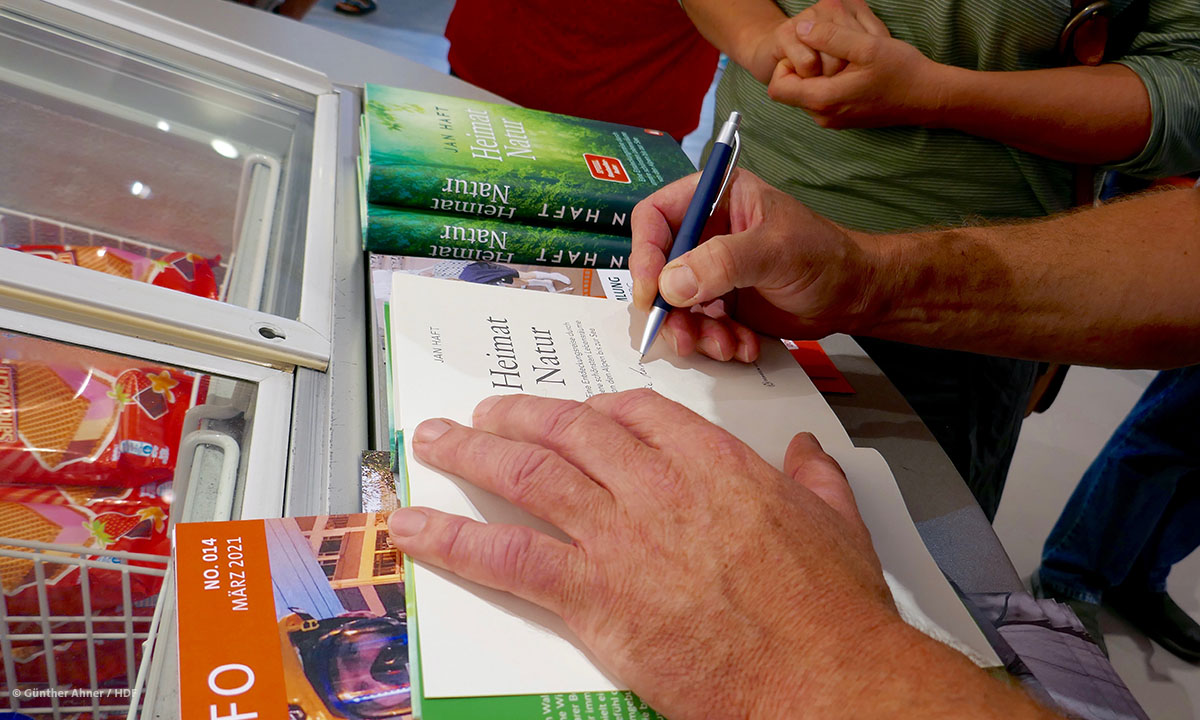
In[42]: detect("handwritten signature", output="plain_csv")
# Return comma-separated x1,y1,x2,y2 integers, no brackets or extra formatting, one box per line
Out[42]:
627,363,653,389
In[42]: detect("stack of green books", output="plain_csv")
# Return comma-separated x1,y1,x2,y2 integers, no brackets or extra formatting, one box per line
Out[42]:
358,85,697,269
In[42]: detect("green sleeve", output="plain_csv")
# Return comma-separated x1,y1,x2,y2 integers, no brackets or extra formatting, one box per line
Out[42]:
1108,0,1200,178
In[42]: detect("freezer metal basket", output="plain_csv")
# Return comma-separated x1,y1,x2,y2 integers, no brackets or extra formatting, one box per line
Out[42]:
0,206,234,302
0,537,170,719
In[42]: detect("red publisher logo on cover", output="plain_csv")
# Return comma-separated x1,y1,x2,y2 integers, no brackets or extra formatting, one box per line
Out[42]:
583,153,632,184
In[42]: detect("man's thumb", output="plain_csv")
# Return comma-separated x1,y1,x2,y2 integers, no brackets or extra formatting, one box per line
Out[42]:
659,229,774,306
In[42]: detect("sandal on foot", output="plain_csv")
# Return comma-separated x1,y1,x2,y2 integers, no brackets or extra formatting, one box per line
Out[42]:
334,0,376,15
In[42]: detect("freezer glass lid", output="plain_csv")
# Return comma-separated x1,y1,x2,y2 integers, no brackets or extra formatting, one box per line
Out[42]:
0,4,318,319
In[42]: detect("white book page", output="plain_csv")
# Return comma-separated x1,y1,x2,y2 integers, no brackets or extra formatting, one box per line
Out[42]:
390,273,996,699
834,449,999,667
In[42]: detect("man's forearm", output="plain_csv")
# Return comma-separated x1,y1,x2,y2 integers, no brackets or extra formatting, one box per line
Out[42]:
927,63,1151,164
857,188,1200,368
754,612,1062,720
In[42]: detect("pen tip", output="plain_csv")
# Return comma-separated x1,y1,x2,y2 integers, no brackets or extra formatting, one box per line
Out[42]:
639,306,667,359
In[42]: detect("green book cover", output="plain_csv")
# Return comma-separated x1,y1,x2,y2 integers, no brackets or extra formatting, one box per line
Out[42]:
363,84,695,235
366,205,633,269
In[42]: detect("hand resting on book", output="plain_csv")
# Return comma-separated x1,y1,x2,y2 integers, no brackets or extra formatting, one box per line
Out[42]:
388,390,1058,720
390,390,890,716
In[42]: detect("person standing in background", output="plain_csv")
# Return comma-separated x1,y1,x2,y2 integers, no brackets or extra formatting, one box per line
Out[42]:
1035,364,1200,661
675,0,1200,520
1033,174,1200,660
443,1,720,143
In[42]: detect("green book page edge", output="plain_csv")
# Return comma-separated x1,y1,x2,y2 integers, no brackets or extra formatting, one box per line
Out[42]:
382,300,403,463
360,112,371,241
402,550,424,720
358,155,369,244
360,108,371,176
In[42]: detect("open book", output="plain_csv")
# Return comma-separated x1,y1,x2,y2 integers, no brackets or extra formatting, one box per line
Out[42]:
389,273,999,718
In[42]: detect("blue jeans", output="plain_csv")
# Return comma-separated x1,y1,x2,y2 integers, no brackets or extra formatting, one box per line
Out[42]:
1038,366,1200,604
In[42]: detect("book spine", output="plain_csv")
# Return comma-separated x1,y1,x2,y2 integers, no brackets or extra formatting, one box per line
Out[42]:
365,207,633,269
367,164,638,236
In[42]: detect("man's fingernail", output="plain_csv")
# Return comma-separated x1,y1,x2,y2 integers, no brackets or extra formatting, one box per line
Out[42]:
698,337,722,359
414,418,451,444
389,508,428,537
797,20,814,36
660,265,698,303
473,395,502,422
663,326,680,355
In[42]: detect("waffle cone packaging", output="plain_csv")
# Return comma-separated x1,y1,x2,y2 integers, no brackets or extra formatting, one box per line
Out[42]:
0,333,209,487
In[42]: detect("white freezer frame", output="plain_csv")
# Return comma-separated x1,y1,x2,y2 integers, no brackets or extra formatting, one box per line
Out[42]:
0,305,294,520
0,0,340,371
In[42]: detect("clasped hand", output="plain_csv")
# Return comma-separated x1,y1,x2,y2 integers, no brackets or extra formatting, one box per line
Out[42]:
760,0,948,129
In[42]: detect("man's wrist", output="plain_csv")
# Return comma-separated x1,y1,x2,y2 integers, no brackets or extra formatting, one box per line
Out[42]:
844,228,907,337
748,608,1061,720
745,606,919,719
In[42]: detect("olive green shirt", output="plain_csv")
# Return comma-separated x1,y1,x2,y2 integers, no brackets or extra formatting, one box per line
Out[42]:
715,0,1200,232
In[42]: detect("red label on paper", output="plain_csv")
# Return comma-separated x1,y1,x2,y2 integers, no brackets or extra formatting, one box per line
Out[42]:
783,340,856,395
583,153,632,183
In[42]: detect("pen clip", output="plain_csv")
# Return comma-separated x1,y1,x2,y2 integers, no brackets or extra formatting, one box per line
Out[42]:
710,130,741,216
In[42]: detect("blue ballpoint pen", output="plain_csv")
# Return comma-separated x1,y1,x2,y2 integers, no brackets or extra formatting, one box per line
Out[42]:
638,110,742,356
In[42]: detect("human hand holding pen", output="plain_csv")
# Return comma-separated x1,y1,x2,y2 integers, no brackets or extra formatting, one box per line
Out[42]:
639,111,742,356
630,170,883,363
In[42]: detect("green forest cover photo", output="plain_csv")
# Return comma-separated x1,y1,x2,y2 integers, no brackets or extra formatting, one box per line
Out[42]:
363,85,695,234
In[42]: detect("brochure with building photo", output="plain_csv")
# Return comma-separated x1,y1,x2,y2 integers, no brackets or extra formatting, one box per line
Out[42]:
174,513,412,720
389,273,1000,718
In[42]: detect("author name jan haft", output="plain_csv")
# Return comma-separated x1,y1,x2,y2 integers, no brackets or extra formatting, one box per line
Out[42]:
430,326,444,363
